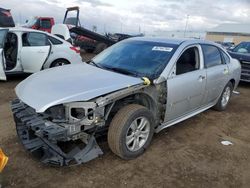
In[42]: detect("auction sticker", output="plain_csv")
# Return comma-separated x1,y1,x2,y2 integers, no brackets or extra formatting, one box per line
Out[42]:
152,46,173,52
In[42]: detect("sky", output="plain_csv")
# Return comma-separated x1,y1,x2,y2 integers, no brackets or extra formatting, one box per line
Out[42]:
1,0,250,36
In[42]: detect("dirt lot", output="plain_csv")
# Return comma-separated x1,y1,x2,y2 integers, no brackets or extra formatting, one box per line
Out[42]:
0,54,250,187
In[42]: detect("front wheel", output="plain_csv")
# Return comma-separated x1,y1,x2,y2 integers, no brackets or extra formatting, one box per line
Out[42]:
108,104,155,159
213,82,233,111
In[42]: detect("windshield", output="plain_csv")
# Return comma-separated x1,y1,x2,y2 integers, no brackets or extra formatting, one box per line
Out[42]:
93,40,178,79
65,17,78,26
40,19,51,29
233,42,250,54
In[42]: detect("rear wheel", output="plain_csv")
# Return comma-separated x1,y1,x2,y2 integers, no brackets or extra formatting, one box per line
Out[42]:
108,104,155,159
50,59,70,67
214,82,233,111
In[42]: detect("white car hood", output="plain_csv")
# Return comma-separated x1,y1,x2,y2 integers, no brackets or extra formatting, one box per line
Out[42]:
16,63,142,112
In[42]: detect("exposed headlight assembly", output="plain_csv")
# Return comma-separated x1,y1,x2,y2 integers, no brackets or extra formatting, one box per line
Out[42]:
64,102,97,124
46,104,66,122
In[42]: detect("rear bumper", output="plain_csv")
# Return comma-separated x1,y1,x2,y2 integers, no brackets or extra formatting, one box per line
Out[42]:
11,99,103,166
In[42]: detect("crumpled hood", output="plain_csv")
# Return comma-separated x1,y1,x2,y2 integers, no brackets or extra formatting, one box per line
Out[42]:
16,63,142,112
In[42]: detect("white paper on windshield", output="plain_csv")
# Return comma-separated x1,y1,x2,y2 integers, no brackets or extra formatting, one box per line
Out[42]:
152,46,173,52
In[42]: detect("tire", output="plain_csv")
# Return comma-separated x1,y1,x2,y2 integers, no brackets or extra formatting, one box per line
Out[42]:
93,43,107,54
50,59,70,68
108,104,155,159
213,82,233,111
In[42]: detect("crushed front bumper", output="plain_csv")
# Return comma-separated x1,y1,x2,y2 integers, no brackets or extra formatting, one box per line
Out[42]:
11,99,103,166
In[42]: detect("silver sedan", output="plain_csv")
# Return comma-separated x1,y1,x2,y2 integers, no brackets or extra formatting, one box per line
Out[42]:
11,37,241,166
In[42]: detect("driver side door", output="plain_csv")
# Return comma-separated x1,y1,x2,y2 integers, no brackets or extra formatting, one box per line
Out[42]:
165,45,206,122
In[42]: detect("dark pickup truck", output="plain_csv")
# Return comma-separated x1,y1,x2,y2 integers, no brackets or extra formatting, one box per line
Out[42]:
228,41,250,82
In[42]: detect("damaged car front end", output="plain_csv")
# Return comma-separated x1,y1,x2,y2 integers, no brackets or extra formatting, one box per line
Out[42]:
11,99,104,166
10,51,153,166
11,82,152,166
12,38,240,167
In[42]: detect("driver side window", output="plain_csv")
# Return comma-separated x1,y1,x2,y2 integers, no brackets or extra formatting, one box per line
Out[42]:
176,47,200,75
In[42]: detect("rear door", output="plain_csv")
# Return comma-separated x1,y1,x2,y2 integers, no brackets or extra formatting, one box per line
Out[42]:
0,29,8,80
20,32,51,73
201,44,229,104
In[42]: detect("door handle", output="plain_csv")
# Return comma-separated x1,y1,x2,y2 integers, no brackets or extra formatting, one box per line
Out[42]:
198,75,206,81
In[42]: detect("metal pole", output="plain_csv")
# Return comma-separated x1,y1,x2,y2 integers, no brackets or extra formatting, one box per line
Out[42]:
184,15,189,37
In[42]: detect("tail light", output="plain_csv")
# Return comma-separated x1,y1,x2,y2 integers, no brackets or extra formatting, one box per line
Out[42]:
70,46,80,53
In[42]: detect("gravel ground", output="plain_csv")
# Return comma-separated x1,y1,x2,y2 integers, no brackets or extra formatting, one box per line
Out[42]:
0,53,250,188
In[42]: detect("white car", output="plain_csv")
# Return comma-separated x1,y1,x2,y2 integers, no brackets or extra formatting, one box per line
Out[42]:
0,27,82,80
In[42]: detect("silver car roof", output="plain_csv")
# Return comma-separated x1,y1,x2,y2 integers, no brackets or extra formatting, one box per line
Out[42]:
127,37,219,47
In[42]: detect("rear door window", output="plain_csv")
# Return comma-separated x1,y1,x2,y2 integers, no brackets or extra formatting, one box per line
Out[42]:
48,36,63,45
22,32,49,47
201,44,223,68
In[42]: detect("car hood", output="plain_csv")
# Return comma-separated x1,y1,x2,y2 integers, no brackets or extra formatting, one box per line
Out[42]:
228,51,250,62
16,64,142,112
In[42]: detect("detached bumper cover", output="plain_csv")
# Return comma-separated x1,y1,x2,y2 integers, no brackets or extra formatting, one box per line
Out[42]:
11,99,103,166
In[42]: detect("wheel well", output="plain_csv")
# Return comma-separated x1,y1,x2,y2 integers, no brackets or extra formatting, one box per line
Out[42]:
106,93,157,124
50,58,70,68
229,79,235,88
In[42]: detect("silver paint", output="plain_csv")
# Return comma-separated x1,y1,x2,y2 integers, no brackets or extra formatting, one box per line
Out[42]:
15,38,241,132
16,63,142,112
